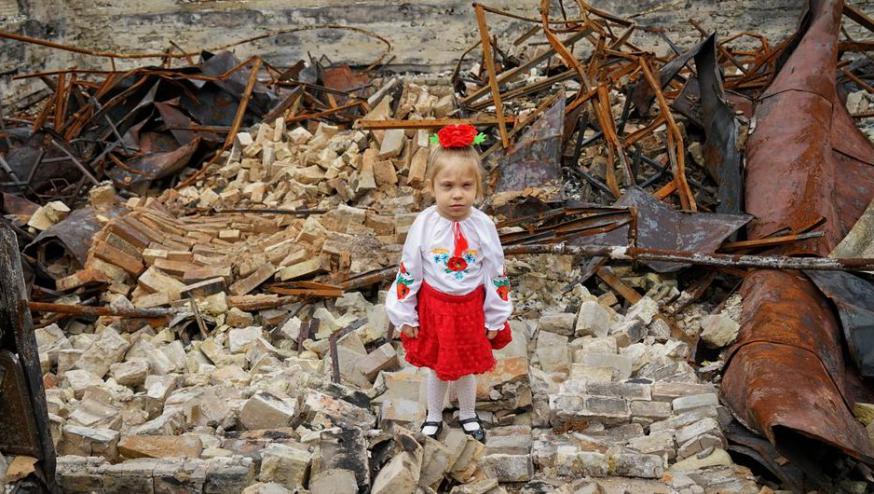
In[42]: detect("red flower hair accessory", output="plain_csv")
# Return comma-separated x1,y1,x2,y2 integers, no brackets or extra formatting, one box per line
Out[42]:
430,124,487,148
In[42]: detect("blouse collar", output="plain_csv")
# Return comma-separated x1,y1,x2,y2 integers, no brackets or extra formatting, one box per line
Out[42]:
430,205,478,224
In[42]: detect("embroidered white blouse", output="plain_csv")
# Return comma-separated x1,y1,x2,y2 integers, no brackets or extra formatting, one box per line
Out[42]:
386,205,513,331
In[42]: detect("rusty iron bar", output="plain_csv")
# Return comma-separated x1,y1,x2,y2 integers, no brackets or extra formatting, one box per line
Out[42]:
720,231,824,251
467,69,577,112
28,301,175,318
357,116,514,130
474,3,510,148
49,140,99,185
343,241,874,294
286,100,364,125
224,57,262,149
501,243,874,271
460,29,591,107
328,317,368,383
0,24,392,66
188,297,209,339
202,207,328,216
0,154,19,182
638,57,696,211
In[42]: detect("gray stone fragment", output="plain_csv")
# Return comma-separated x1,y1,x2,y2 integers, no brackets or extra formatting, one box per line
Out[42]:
675,417,722,445
672,393,719,412
310,468,358,494
586,382,652,401
630,400,672,422
481,453,533,482
611,452,665,479
556,448,609,477
204,456,256,494
575,301,611,338
539,312,576,336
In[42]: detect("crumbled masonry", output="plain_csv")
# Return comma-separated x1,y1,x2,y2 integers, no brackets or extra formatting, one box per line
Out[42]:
3,1,874,493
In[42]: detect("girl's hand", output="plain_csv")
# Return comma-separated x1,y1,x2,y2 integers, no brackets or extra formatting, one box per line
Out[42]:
486,328,499,340
401,325,419,338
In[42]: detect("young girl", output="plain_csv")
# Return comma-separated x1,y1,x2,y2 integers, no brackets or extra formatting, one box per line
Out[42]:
385,124,513,442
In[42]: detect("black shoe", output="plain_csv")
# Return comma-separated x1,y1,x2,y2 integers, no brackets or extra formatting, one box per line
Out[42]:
420,420,443,439
458,415,486,442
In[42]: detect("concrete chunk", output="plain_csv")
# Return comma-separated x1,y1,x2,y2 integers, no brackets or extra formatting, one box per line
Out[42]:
371,451,420,494
229,326,263,354
119,435,203,459
675,417,722,445
258,444,312,486
576,301,611,338
672,393,719,412
61,425,119,461
310,468,357,494
535,330,570,373
610,453,665,479
75,327,130,378
377,129,406,159
240,392,299,430
356,343,400,381
539,312,576,336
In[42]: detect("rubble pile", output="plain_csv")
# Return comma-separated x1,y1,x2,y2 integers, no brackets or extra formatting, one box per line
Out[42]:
3,1,874,493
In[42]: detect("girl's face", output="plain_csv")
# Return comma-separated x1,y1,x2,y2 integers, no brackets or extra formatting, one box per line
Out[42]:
431,157,477,221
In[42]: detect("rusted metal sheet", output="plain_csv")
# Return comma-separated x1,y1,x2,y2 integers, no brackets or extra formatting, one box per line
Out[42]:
25,206,103,267
107,138,201,192
724,422,805,492
571,187,750,272
807,270,874,377
490,97,564,202
722,0,874,474
0,192,40,220
630,36,704,116
676,35,743,215
722,270,874,483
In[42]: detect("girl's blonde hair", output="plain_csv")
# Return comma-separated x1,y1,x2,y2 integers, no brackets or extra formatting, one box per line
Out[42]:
424,146,485,201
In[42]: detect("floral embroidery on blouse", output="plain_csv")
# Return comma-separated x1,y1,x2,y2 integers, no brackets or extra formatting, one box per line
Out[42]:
493,274,510,301
432,248,478,280
395,262,414,299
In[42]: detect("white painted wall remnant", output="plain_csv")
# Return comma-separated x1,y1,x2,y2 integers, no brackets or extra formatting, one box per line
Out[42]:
1,0,873,105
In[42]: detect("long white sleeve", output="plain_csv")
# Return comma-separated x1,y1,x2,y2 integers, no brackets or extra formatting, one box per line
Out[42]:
480,216,513,331
385,212,425,328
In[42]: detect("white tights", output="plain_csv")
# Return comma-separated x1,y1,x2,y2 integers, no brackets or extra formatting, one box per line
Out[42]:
423,370,480,435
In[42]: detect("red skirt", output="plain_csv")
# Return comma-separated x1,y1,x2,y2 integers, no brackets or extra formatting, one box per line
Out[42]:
401,282,504,381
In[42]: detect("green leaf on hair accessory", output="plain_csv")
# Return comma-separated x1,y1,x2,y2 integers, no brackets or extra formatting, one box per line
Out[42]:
429,134,439,145
473,132,487,145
